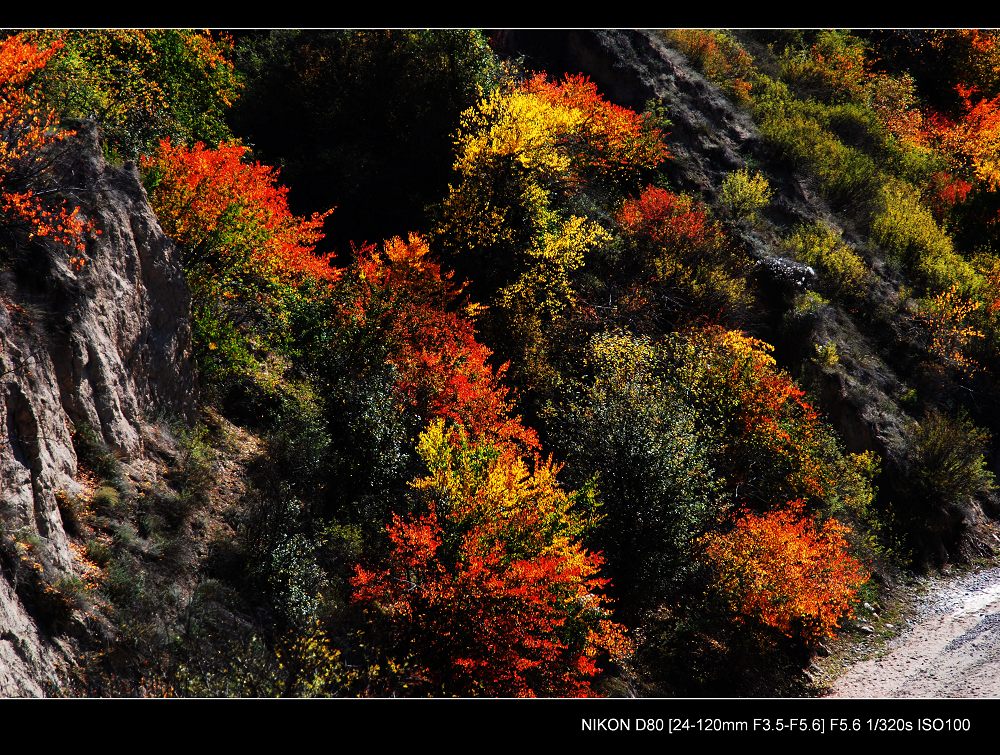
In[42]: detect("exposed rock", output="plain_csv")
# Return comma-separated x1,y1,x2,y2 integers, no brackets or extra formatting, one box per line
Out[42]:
0,123,193,695
755,256,817,294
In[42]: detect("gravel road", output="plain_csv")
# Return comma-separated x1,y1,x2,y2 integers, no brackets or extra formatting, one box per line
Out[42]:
826,566,1000,697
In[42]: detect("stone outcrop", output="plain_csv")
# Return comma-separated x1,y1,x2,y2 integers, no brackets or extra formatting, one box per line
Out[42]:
0,123,193,695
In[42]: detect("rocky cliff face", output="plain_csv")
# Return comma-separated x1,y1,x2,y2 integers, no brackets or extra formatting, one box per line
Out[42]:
0,123,193,695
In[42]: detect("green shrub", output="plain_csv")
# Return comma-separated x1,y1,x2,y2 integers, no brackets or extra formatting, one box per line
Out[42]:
784,222,867,294
175,424,215,506
85,538,113,567
758,110,881,206
906,410,995,550
814,340,840,367
71,423,120,482
791,289,830,318
92,485,122,514
549,331,723,609
103,556,147,606
871,181,978,290
719,168,772,222
779,30,871,105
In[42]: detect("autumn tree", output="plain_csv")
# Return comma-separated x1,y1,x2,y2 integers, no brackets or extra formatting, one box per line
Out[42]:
917,283,984,376
341,233,538,450
0,35,92,259
700,501,869,644
434,73,668,397
664,326,876,513
291,233,541,551
20,29,240,159
550,331,722,612
615,185,752,323
928,85,1000,191
141,138,335,382
352,420,628,697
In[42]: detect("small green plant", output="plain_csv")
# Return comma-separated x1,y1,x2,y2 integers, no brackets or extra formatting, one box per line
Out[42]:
52,575,88,606
103,556,147,605
909,410,995,529
112,522,139,549
719,168,772,222
71,422,121,482
791,290,830,318
92,485,122,514
785,222,867,295
85,537,113,567
814,340,840,367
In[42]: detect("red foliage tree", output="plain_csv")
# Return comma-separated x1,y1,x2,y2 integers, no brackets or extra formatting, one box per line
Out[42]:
352,423,629,696
616,185,723,252
347,233,539,449
0,35,93,260
141,139,336,285
928,84,1000,191
700,500,869,644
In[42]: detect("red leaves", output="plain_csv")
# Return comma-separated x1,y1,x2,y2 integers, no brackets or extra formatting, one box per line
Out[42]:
349,234,539,450
617,185,721,251
0,35,93,256
141,139,337,285
701,501,869,644
926,84,1000,190
523,72,669,175
926,170,973,218
351,450,625,697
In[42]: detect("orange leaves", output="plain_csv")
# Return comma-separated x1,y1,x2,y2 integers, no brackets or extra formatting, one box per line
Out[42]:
346,233,629,695
927,85,1000,190
348,234,539,450
0,35,93,257
522,72,669,175
141,139,336,286
352,506,603,696
352,426,627,697
918,283,984,375
0,35,61,89
700,501,868,644
670,326,834,503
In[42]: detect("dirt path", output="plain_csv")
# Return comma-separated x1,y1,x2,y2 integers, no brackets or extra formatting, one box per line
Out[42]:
826,566,1000,698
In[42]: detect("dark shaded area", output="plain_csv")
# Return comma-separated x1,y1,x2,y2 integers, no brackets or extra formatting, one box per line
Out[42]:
228,30,502,251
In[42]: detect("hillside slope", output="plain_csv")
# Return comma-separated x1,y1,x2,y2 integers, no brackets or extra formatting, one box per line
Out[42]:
0,124,193,694
497,29,999,565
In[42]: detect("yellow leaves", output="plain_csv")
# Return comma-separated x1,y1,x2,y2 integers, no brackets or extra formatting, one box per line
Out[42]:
412,419,581,555
498,214,610,320
918,283,985,375
784,221,868,294
455,86,584,179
